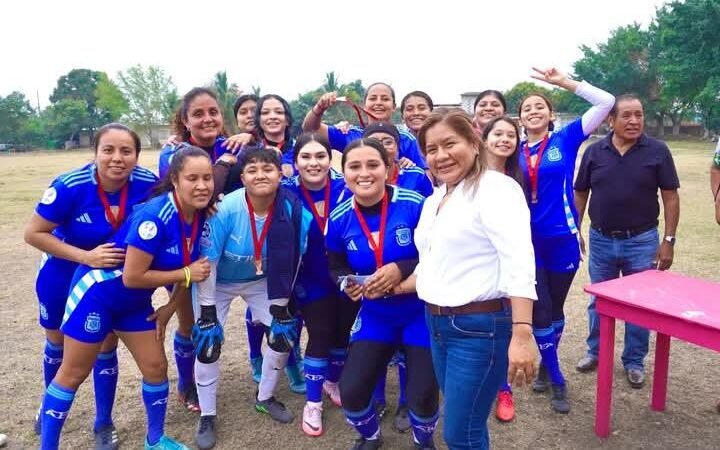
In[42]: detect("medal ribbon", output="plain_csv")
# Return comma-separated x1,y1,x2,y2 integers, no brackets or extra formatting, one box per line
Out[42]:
95,173,128,230
353,191,388,270
336,97,380,128
300,180,331,231
246,192,275,271
523,135,549,203
173,192,200,266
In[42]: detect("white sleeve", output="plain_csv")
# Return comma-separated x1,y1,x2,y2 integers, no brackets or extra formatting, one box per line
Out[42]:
196,261,218,306
576,81,615,136
478,178,537,300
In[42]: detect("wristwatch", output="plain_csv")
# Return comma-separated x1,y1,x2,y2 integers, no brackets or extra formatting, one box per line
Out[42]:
664,235,676,245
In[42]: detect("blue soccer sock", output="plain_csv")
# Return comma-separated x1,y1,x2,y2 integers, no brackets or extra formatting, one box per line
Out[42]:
553,319,566,349
409,409,439,447
43,340,64,389
534,326,565,386
93,348,118,431
173,332,194,393
245,309,266,360
373,369,387,407
345,402,380,440
396,354,408,407
142,379,169,446
40,381,76,450
327,348,347,383
499,381,512,393
303,356,328,403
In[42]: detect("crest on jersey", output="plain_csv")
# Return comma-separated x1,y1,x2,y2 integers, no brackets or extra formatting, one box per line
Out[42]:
138,220,158,240
41,187,57,205
547,147,562,162
84,312,101,333
395,227,411,246
200,222,212,248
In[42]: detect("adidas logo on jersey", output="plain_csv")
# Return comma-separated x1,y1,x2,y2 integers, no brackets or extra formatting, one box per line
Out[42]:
74,213,93,224
566,263,576,270
347,240,358,251
166,245,179,255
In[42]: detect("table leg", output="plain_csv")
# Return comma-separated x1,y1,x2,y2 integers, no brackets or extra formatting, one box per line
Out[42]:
651,332,671,412
596,312,616,438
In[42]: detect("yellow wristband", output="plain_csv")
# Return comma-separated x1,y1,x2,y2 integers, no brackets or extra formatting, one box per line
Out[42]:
183,266,191,288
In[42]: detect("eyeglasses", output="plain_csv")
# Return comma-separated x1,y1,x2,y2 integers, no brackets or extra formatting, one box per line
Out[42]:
379,138,396,148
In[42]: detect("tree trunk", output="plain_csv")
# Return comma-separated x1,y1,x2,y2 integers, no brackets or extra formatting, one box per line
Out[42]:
655,113,665,138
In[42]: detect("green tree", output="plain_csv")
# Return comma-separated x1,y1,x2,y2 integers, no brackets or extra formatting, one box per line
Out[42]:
503,82,554,114
117,65,177,147
288,75,366,136
49,69,108,128
0,91,35,143
44,99,91,144
95,74,128,122
210,71,241,133
252,85,262,96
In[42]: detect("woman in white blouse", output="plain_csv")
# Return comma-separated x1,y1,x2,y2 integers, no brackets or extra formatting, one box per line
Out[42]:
394,111,537,450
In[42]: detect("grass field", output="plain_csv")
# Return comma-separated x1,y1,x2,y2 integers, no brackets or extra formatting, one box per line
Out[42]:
0,141,718,449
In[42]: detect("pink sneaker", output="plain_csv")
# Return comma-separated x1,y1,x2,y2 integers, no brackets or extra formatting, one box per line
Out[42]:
302,402,323,437
323,381,342,407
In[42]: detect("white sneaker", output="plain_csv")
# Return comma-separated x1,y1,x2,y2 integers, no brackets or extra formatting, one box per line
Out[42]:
302,402,323,437
323,381,342,407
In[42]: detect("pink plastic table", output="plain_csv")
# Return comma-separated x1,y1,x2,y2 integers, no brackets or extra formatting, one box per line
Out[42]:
584,270,720,438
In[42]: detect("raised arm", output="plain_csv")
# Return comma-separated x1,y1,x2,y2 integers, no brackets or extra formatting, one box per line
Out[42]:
301,92,338,141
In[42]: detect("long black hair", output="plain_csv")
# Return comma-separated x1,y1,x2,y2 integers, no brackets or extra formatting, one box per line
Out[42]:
342,138,391,170
92,122,142,156
482,116,524,187
152,144,212,197
255,94,293,145
293,132,332,163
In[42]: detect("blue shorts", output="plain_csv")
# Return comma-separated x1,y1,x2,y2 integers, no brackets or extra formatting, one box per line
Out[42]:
36,255,78,330
350,298,430,348
533,233,581,273
61,270,155,343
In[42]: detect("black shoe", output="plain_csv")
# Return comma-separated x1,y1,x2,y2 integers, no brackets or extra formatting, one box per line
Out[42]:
392,404,411,433
255,396,294,423
195,415,217,450
625,368,645,389
350,435,383,450
533,365,550,393
413,440,437,450
94,424,120,450
550,384,570,414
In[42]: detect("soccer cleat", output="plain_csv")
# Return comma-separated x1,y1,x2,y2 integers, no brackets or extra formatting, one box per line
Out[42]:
177,384,201,413
250,357,262,384
532,365,550,393
302,402,323,437
550,384,570,414
392,404,411,432
285,363,307,394
255,396,294,423
195,415,217,450
94,424,120,450
576,355,598,373
144,435,191,450
323,381,342,407
495,390,516,422
625,368,645,389
351,435,383,450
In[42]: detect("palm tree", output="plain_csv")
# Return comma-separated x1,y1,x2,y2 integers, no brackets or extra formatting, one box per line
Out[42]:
211,71,239,133
323,71,339,93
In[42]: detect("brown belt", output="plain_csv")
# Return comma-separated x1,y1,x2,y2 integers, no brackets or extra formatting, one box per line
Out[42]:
426,299,508,316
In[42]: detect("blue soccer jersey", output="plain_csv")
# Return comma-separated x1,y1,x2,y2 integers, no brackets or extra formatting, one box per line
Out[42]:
393,166,434,198
199,187,311,284
158,136,228,179
327,125,427,169
519,119,586,237
282,170,349,303
34,163,158,329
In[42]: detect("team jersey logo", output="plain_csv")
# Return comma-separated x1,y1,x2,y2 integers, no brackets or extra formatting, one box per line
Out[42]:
395,227,411,246
547,147,562,162
200,222,212,248
138,220,158,240
75,213,93,224
84,312,101,333
346,239,358,251
41,187,57,205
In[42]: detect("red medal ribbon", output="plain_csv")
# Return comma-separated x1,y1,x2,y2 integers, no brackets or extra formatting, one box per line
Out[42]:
263,138,285,153
246,192,275,274
173,192,200,266
95,173,128,230
300,180,331,231
336,97,380,128
523,135,549,203
353,190,389,270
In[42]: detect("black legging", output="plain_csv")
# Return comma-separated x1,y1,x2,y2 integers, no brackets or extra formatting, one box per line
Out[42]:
340,341,438,417
532,267,576,328
300,294,360,358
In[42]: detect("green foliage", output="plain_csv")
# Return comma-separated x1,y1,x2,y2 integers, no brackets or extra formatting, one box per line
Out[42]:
44,99,91,143
49,68,109,129
0,91,35,143
503,82,553,114
210,71,241,134
95,74,128,122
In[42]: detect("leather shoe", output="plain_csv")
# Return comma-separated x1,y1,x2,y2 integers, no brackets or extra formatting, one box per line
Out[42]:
576,355,598,373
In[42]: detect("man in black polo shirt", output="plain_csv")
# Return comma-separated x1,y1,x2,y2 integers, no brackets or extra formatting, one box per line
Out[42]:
573,94,680,388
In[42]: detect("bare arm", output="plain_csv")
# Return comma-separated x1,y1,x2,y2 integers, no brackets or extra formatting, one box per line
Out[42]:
661,189,680,238
574,189,590,228
122,245,185,289
301,92,338,140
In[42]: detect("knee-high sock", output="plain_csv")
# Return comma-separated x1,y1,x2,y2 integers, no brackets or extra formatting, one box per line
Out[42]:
327,348,347,383
195,360,220,416
93,348,119,431
142,380,169,446
396,355,408,407
373,369,387,406
258,347,289,401
553,319,565,349
534,327,565,386
246,309,265,361
409,409,439,447
43,340,64,389
344,401,380,440
173,332,194,393
304,356,328,403
40,382,76,450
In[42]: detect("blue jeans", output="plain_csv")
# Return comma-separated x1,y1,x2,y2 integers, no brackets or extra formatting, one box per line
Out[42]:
586,227,659,370
426,308,511,450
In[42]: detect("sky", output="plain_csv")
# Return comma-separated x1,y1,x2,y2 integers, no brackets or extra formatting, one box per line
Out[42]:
1,0,669,109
